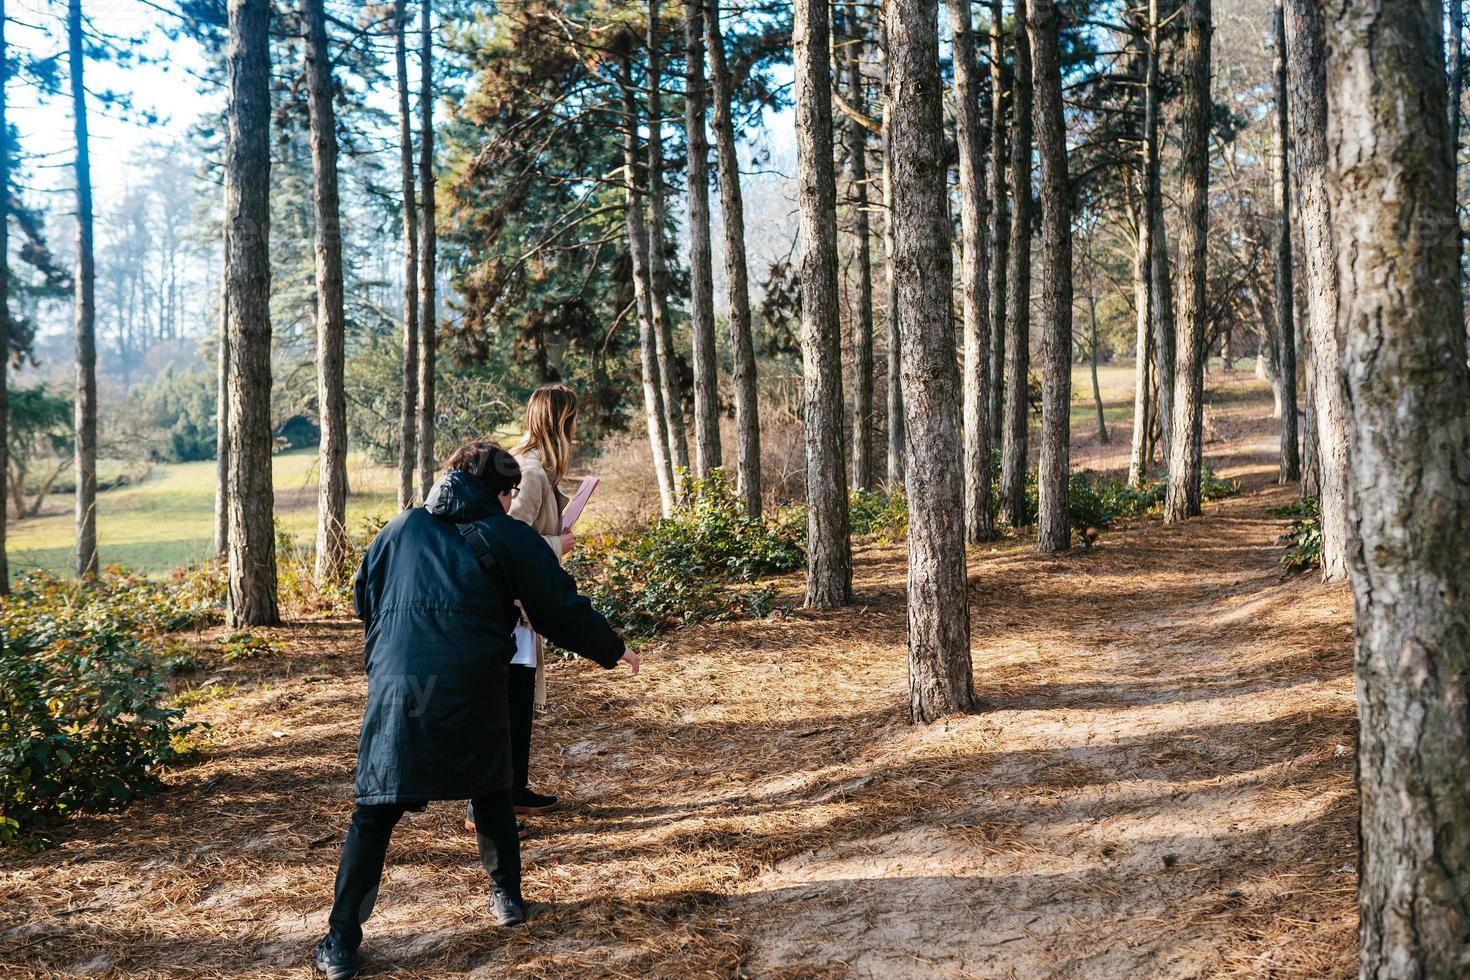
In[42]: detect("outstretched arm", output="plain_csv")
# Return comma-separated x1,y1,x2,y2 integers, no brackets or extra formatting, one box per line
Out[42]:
502,524,626,669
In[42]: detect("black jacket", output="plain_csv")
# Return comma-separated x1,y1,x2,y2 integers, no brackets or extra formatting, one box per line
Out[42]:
350,469,624,805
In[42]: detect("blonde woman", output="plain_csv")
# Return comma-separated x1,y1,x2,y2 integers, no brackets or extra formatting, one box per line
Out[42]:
502,384,580,817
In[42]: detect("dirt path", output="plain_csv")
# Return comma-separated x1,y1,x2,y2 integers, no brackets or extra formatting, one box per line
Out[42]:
0,456,1357,979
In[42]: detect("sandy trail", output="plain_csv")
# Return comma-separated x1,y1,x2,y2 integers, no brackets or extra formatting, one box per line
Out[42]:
0,449,1357,979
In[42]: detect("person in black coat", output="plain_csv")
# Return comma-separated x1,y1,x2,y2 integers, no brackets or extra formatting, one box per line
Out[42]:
314,439,638,980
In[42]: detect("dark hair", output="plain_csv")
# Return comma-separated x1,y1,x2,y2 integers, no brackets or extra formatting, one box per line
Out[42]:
443,439,522,496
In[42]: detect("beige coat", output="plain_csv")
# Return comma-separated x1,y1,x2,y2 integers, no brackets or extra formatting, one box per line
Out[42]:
507,449,568,709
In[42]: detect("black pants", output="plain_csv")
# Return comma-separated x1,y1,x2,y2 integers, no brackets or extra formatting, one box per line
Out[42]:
508,663,536,792
327,791,520,950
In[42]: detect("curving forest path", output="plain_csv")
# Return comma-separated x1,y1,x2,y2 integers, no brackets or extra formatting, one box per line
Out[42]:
0,440,1358,978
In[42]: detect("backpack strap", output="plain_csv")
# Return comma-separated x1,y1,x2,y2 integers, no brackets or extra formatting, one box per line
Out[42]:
456,520,520,630
457,520,497,567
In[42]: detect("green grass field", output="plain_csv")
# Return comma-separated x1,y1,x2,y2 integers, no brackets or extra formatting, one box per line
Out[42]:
5,450,400,576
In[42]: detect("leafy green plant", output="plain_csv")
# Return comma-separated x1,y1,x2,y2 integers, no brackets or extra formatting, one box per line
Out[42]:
1200,465,1243,502
566,473,805,638
0,572,206,843
1003,465,1240,532
220,632,282,663
1276,496,1323,575
849,487,909,539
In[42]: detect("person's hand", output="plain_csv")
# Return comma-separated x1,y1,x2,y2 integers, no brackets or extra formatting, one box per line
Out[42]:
560,530,576,555
620,650,640,675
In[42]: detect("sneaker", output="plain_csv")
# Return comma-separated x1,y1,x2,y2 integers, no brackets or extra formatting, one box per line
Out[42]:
513,788,559,815
490,889,528,927
313,933,360,980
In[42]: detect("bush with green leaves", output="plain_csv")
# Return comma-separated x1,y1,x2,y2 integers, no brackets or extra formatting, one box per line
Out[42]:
566,473,804,638
1270,496,1322,575
0,571,214,844
1003,465,1240,533
849,488,908,539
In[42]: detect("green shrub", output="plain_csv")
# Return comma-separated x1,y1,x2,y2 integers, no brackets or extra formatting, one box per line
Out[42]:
848,487,909,539
1273,496,1323,575
1003,465,1240,532
220,632,283,663
0,571,210,843
566,473,804,638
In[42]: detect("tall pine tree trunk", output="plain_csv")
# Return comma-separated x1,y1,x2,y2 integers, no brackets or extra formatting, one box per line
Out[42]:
1126,15,1152,487
214,236,229,558
416,0,437,498
882,66,905,490
949,0,993,543
394,0,419,511
987,0,1008,460
620,45,676,517
1285,0,1348,580
69,0,97,579
845,10,876,492
890,0,972,722
685,0,720,481
224,0,279,627
794,0,852,608
1272,3,1299,484
0,1,9,596
1164,0,1210,523
1000,0,1032,528
1322,2,1470,973
1128,200,1153,485
706,0,760,514
647,0,691,489
1145,0,1174,468
1030,0,1072,553
1087,285,1108,443
303,0,348,582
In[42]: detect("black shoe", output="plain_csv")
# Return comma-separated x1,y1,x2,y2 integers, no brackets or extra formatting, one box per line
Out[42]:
314,933,360,980
491,889,528,927
513,788,559,815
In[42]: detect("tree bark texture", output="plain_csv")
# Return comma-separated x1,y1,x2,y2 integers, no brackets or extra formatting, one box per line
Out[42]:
1322,2,1470,975
214,236,230,559
69,0,97,579
1129,205,1154,485
882,77,905,490
394,0,419,511
685,0,721,481
1285,0,1348,580
620,47,676,518
1000,0,1032,528
888,0,974,722
1164,0,1210,523
794,0,852,607
950,0,994,543
224,0,280,626
706,0,761,514
845,10,876,493
646,0,691,489
416,0,437,499
1272,3,1300,484
1146,0,1175,469
303,0,349,583
987,0,1008,459
1029,0,1072,553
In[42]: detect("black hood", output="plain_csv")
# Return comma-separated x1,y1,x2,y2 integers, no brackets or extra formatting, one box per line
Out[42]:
424,470,506,524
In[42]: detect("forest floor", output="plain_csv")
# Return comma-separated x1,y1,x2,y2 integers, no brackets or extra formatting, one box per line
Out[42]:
0,375,1359,979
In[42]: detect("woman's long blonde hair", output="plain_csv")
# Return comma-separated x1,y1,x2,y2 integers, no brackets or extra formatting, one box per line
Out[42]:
513,384,579,485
